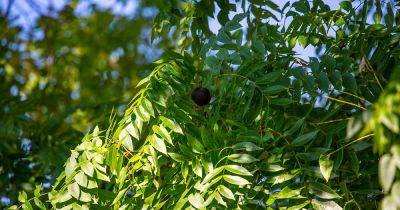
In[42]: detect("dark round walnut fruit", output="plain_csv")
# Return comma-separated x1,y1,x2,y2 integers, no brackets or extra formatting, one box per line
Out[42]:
191,87,211,106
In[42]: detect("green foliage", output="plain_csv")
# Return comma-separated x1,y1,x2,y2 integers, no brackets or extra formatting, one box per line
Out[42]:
3,0,400,209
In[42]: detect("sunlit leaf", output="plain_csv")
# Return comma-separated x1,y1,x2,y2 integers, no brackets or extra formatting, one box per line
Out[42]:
188,193,204,209
223,175,251,186
308,182,341,199
319,155,333,182
379,154,396,192
218,185,235,200
67,182,80,199
232,142,262,151
227,154,259,163
153,124,173,145
224,165,252,176
148,135,167,155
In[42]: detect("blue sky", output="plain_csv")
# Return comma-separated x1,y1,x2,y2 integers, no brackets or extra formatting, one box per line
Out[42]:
5,0,341,31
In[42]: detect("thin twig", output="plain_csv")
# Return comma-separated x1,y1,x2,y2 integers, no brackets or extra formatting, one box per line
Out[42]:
327,133,374,156
362,56,384,90
326,96,367,111
340,91,369,103
315,118,351,125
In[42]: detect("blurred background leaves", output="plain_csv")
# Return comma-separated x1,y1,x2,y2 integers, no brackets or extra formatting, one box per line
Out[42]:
0,0,178,205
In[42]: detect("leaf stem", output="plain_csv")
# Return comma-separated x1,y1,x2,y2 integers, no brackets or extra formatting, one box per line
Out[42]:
327,133,374,156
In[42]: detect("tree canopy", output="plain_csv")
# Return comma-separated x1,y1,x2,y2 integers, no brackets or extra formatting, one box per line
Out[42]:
1,0,400,209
